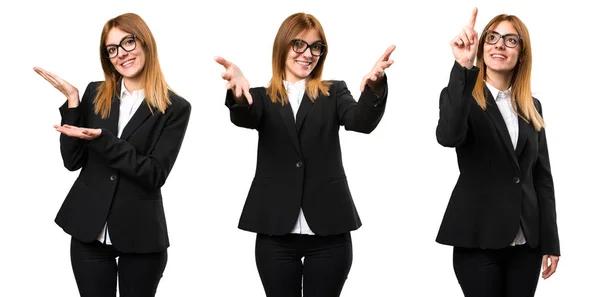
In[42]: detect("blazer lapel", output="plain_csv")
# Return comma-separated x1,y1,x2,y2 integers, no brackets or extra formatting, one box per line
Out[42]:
277,102,302,155
120,100,152,140
515,115,528,158
99,94,120,136
484,89,520,167
295,93,314,133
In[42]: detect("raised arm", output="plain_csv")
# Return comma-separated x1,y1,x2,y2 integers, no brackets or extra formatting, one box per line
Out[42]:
216,56,263,129
436,8,481,147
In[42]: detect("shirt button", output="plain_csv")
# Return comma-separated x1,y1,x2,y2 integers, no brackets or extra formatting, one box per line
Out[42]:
110,175,117,181
296,161,303,168
513,177,520,184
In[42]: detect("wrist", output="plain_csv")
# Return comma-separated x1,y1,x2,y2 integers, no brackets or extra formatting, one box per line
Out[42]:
67,96,80,108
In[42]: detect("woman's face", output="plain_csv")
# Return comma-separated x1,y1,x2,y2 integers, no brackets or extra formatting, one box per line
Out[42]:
483,21,521,77
105,27,146,85
284,28,324,83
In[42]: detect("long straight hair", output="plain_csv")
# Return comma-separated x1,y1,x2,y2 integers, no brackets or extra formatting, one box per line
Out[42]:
94,13,170,119
267,13,331,105
473,14,544,131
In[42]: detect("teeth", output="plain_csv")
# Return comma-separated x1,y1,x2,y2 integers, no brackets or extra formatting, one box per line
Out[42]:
122,60,134,66
296,61,310,66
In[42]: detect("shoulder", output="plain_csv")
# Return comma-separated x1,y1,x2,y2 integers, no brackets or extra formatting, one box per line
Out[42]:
249,86,267,95
320,80,348,93
532,97,542,113
249,86,269,103
325,80,347,88
84,81,103,94
80,81,104,103
167,91,192,112
323,80,349,97
88,81,103,88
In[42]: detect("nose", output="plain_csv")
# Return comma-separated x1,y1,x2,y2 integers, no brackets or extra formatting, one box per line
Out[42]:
301,48,313,59
116,46,129,59
495,38,507,49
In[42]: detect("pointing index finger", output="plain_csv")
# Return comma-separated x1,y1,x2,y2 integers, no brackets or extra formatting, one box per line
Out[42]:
214,56,231,68
380,45,396,61
468,7,478,28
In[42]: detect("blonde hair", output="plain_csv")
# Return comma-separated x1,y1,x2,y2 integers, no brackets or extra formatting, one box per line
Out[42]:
94,13,170,119
267,13,331,105
473,14,545,131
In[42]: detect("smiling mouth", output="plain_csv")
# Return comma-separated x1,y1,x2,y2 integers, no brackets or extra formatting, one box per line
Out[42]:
295,60,312,66
121,59,135,67
491,54,507,59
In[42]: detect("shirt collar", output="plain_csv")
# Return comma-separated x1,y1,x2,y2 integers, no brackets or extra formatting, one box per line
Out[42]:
120,79,144,99
283,79,306,92
485,81,511,101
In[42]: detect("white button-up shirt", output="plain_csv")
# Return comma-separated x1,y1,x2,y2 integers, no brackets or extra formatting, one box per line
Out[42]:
96,80,145,245
283,79,315,235
486,82,525,246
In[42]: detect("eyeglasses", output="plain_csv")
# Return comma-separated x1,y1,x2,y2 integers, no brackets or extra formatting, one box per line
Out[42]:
290,39,326,57
483,30,521,48
104,35,137,58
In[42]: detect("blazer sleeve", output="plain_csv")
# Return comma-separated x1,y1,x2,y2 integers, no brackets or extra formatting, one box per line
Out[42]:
225,88,264,130
57,82,96,171
533,100,561,256
436,61,480,147
87,96,192,190
336,77,387,134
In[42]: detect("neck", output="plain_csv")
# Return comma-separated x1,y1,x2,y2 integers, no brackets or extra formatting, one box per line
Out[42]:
485,69,513,91
123,77,143,93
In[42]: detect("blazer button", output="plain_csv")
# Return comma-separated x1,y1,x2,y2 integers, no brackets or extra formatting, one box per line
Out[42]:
513,177,520,184
110,175,117,181
296,161,303,168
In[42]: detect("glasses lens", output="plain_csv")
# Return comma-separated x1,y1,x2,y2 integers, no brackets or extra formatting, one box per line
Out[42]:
105,45,118,58
121,36,136,51
310,43,325,56
485,31,501,44
504,34,520,48
292,40,308,54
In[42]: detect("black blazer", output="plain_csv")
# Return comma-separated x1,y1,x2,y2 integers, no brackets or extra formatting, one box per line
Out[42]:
55,81,191,253
435,62,560,256
226,79,387,236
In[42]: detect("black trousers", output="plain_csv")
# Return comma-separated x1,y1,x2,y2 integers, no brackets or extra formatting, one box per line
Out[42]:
70,237,168,297
255,233,352,297
453,245,542,297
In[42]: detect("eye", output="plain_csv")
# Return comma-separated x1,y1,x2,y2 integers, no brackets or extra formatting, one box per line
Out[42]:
311,43,323,50
293,40,305,48
124,38,135,45
106,46,116,54
488,35,497,41
507,37,518,45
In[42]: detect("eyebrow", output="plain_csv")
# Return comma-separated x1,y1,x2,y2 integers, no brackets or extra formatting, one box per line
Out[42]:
490,30,519,35
105,35,134,46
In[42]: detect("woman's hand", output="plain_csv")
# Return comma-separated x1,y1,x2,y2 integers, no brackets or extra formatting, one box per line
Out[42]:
360,45,396,94
54,124,101,140
215,56,253,104
33,67,80,108
541,254,559,279
450,7,479,69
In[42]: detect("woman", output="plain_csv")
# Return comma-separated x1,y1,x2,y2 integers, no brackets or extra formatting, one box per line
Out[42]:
34,13,191,297
216,12,394,297
436,8,560,297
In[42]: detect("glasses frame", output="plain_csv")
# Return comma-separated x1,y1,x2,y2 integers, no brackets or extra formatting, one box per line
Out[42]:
290,39,327,57
104,35,138,58
483,30,521,48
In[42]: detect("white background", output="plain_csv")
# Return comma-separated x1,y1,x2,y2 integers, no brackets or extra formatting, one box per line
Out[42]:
1,0,597,296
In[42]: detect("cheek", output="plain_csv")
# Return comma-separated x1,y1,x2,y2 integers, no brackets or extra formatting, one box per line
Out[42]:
110,58,120,69
312,57,320,66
